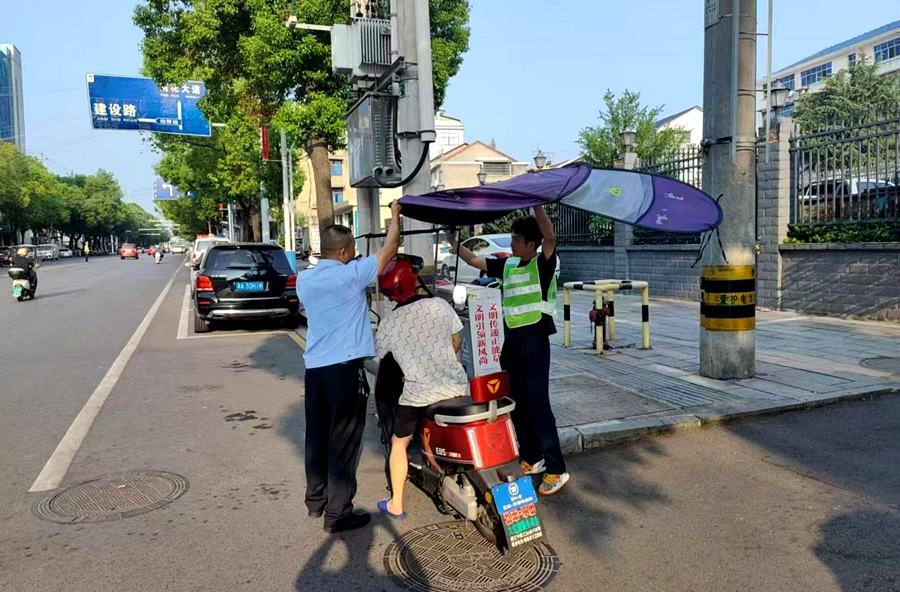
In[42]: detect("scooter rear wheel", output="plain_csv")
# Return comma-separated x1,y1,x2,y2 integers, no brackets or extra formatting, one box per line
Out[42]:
474,502,503,548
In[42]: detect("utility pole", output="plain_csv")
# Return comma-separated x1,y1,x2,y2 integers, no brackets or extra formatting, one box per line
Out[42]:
395,0,436,266
280,130,295,268
700,0,757,379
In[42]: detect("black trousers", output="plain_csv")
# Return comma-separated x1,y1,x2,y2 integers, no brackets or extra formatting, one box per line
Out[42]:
304,360,369,526
500,334,567,475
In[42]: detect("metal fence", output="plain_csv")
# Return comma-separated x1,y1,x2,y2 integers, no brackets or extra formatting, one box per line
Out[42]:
634,145,704,245
790,112,900,226
548,202,613,247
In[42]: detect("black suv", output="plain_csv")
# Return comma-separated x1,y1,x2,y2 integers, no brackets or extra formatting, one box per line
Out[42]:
193,243,301,333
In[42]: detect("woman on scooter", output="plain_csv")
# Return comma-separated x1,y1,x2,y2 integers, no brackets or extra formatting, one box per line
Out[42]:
374,255,468,519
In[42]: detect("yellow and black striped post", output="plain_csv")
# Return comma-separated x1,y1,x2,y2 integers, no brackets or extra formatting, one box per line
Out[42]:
563,286,571,347
700,265,756,332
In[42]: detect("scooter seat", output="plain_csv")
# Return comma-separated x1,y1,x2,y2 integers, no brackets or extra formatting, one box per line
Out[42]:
424,396,514,420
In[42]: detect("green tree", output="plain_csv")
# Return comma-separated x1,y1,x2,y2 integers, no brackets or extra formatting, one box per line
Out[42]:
794,60,900,132
578,89,687,168
0,142,64,242
134,0,470,238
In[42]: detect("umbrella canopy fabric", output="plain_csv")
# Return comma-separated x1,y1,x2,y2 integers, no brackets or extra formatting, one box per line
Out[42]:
398,164,723,233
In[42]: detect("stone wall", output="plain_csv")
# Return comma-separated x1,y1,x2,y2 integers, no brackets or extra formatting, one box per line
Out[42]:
780,243,900,320
626,245,701,300
558,245,700,300
557,246,615,282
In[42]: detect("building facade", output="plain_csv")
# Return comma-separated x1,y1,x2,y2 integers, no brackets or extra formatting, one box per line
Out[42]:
430,140,529,191
0,44,25,150
654,106,703,146
756,19,900,117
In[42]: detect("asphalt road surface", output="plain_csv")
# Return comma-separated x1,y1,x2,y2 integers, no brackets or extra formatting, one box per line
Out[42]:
1,257,898,591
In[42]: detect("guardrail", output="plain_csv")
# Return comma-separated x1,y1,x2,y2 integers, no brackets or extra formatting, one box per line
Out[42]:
562,279,651,354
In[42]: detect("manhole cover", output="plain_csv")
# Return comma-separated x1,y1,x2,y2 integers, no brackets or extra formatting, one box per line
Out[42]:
384,521,559,592
33,471,188,524
860,357,900,374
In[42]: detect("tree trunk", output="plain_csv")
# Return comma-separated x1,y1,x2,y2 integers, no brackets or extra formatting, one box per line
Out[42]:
308,138,334,237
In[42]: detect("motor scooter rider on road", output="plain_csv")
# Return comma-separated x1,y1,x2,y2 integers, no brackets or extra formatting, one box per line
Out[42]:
373,255,468,519
12,247,38,293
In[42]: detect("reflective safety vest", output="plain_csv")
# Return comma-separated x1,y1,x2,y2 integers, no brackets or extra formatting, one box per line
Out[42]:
501,256,557,329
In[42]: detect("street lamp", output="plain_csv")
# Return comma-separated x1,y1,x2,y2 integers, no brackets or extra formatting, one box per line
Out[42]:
533,150,548,170
620,127,637,154
769,81,791,111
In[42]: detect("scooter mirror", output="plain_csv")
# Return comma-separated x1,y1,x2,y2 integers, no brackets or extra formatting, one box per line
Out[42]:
452,285,467,308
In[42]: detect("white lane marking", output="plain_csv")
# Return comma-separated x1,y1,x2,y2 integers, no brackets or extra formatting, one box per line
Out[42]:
29,265,181,492
177,285,190,340
757,316,811,325
182,330,289,340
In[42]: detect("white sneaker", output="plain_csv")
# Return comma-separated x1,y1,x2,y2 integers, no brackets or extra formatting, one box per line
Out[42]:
520,459,546,475
538,472,570,497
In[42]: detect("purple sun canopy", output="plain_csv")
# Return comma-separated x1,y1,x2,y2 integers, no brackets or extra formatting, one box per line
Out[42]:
398,163,723,234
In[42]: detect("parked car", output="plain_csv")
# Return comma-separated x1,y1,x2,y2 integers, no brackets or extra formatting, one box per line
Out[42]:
440,234,561,283
192,243,300,333
440,234,514,283
147,246,157,256
0,247,13,266
59,248,73,258
799,178,899,220
37,244,59,261
191,238,220,269
120,243,139,260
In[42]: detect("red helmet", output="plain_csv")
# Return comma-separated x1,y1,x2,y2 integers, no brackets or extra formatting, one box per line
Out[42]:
379,255,423,303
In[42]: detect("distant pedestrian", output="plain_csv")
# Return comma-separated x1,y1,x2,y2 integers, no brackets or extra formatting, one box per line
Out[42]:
84,243,91,262
296,201,402,534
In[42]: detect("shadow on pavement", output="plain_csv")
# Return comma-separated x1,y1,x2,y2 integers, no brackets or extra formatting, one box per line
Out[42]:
34,288,89,301
727,395,900,591
547,439,671,552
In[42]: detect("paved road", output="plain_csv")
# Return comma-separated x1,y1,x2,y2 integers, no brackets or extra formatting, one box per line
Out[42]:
1,260,898,591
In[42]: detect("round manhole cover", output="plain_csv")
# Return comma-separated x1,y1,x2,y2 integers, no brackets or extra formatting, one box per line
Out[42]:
860,357,900,374
33,471,188,524
384,521,560,592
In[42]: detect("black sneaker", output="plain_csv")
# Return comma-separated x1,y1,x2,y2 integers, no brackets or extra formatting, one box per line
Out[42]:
323,510,371,534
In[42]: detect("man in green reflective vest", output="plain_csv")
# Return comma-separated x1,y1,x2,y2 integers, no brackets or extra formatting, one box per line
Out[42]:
453,206,569,496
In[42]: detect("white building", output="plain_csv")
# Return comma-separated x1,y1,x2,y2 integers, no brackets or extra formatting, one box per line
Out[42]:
430,110,465,159
654,106,703,146
757,19,900,116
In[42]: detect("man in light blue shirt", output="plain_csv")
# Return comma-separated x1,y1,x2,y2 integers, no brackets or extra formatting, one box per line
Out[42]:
297,201,401,534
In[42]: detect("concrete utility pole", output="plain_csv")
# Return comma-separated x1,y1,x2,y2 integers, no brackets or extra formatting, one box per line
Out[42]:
699,0,757,379
280,130,295,267
395,0,436,265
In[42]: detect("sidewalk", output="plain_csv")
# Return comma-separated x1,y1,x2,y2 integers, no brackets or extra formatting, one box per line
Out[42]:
549,292,900,453
296,294,900,454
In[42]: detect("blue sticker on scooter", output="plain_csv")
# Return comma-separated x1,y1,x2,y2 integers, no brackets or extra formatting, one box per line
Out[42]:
491,476,544,549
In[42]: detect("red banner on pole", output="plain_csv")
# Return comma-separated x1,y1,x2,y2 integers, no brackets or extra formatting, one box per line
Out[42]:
260,126,269,161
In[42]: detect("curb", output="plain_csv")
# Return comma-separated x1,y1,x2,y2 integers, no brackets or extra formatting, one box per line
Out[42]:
560,387,900,454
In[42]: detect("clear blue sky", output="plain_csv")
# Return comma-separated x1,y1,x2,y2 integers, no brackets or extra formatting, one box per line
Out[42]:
3,1,899,216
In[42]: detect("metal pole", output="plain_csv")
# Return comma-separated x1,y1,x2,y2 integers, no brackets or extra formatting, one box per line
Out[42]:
396,0,436,267
606,290,615,340
641,285,651,349
280,130,295,269
700,0,757,379
765,0,773,163
594,290,604,355
563,287,571,347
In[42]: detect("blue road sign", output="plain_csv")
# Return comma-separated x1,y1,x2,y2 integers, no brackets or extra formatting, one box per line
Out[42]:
154,176,185,201
87,74,211,137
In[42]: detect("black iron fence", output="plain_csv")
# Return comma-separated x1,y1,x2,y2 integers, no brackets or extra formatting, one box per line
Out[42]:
790,112,900,227
634,145,703,245
548,202,613,247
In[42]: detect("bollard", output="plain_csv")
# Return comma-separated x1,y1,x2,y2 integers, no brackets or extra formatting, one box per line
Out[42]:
563,287,571,347
641,284,651,349
606,290,616,340
594,289,604,355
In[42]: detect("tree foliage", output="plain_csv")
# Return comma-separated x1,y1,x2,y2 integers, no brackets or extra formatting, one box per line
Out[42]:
133,0,470,236
794,60,900,132
0,141,161,246
578,89,687,168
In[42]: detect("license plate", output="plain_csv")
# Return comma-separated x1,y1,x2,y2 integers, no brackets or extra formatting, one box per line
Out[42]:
12,286,22,295
235,281,264,292
491,476,544,549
